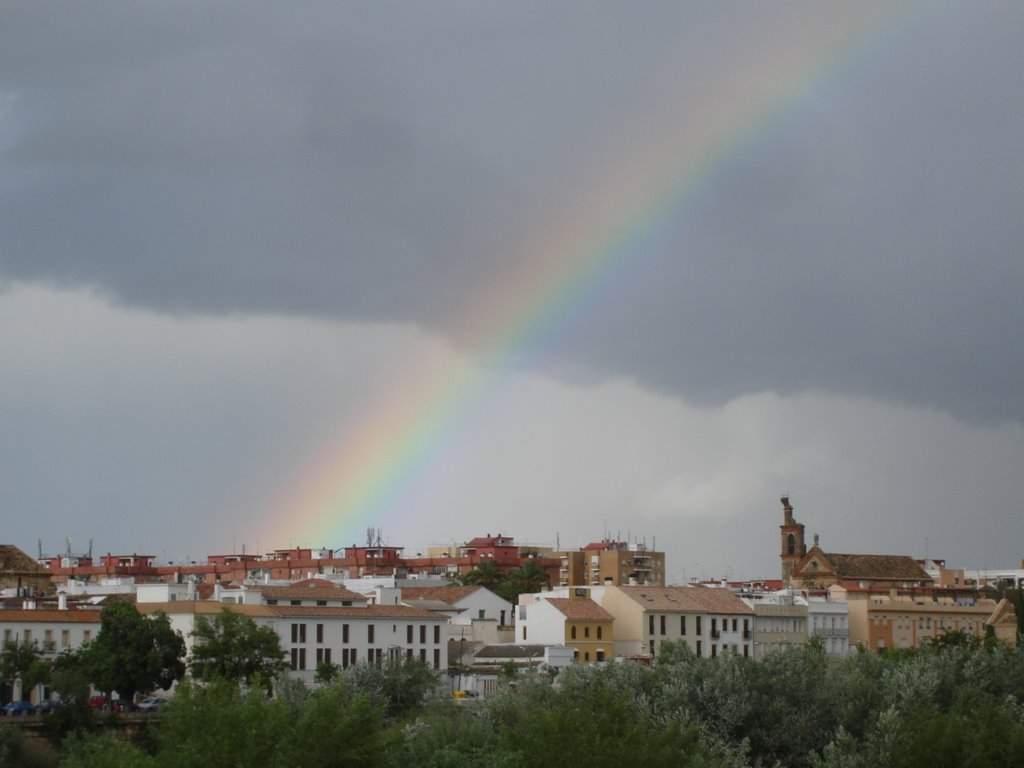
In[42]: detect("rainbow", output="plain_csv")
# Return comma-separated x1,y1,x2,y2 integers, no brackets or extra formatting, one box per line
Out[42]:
275,3,924,549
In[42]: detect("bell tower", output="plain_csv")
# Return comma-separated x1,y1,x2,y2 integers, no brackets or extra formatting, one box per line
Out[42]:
779,495,806,584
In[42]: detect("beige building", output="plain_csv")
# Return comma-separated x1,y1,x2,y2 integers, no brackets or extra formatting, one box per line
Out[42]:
598,585,754,660
556,541,665,588
833,584,1017,652
745,593,808,659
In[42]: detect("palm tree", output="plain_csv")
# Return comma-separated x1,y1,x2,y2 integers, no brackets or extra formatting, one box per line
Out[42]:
460,558,505,591
506,559,550,603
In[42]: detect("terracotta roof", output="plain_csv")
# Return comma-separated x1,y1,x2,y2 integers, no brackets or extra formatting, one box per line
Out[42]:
0,545,49,574
400,585,484,605
545,598,614,622
259,584,367,602
267,604,443,620
616,585,754,615
195,584,216,600
817,553,931,582
465,535,514,547
0,609,101,623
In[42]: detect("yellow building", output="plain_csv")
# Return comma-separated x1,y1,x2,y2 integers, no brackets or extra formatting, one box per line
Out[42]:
517,589,614,663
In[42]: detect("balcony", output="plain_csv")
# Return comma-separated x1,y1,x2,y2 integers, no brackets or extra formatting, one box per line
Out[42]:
710,630,720,640
743,630,752,640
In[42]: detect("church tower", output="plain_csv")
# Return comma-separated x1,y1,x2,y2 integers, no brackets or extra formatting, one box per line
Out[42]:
779,495,806,584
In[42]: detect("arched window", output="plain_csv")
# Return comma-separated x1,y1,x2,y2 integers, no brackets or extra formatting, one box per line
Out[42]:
584,626,590,639
597,626,603,640
787,533,796,555
571,625,577,640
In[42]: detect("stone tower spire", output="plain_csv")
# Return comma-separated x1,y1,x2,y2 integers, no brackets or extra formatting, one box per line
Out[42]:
779,495,806,585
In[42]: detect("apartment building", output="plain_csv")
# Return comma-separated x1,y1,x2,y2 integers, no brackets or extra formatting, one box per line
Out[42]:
556,540,665,588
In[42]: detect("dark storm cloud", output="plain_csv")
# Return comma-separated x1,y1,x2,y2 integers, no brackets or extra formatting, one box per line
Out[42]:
2,2,1022,423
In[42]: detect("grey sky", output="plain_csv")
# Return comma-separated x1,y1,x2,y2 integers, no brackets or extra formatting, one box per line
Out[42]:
2,2,1022,576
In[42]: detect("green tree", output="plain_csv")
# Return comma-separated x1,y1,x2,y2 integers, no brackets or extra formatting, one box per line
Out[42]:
83,602,185,703
189,608,287,686
343,657,441,719
0,638,44,702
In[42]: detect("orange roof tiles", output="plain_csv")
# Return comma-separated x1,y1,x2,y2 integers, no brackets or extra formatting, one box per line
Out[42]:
545,598,614,622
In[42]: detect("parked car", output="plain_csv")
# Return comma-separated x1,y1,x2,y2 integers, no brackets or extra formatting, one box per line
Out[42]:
87,695,110,711
137,696,169,712
36,700,63,715
2,700,37,716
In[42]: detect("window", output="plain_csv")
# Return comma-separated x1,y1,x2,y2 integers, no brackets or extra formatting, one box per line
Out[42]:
299,648,306,670
61,630,70,649
596,650,605,662
316,624,324,644
660,615,666,635
343,624,350,643
434,625,441,643
584,626,590,639
407,648,414,660
732,619,737,632
316,600,327,606
649,614,655,635
324,648,331,665
407,625,414,643
478,609,486,619
420,648,426,663
290,648,299,670
787,533,795,555
696,641,702,657
597,626,603,640
584,652,590,662
368,625,375,644
433,648,440,668
696,616,702,636
711,644,717,658
681,616,687,635
571,625,577,640
83,630,91,643
522,626,527,640
420,625,426,644
290,600,301,606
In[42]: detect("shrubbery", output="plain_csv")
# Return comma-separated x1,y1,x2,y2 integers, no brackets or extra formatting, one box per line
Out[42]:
49,638,1024,768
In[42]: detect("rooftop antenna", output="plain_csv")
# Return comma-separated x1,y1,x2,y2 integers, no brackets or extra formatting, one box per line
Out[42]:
38,539,43,559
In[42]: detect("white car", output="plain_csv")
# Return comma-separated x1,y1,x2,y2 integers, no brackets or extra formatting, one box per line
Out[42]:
137,696,169,712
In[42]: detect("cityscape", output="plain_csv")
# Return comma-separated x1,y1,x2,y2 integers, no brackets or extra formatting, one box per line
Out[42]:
3,1,1023,764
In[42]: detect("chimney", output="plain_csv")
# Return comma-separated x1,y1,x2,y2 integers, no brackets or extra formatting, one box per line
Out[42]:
58,593,68,610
